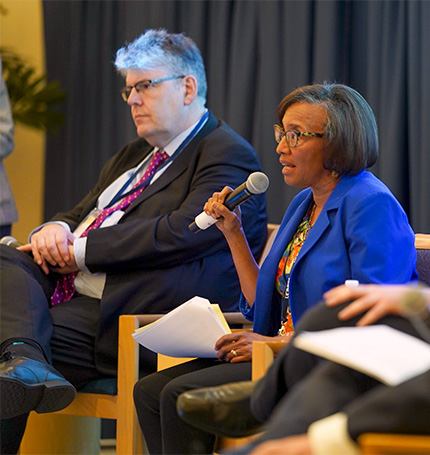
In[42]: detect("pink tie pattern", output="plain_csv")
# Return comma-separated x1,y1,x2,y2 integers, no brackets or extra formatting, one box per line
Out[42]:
51,150,169,305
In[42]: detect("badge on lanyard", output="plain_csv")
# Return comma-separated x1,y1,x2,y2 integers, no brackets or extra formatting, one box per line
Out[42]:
73,208,102,237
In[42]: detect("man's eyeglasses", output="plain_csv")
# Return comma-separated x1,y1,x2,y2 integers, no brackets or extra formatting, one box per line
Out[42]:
273,124,324,148
120,75,185,102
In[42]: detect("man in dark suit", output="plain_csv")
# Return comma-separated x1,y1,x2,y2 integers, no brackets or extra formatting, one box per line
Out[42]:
0,29,267,453
244,284,430,454
244,365,430,455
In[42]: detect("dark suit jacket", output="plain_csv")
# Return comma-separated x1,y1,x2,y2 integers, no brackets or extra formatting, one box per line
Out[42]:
51,112,268,375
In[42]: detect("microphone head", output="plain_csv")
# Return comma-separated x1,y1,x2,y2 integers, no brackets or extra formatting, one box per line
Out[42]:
399,288,429,317
246,172,269,195
0,236,23,249
0,236,18,246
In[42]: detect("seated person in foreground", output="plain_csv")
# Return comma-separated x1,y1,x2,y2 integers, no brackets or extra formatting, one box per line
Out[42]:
179,284,430,455
133,83,418,454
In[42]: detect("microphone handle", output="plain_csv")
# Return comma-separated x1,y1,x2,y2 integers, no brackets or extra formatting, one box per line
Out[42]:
189,212,217,233
189,186,253,233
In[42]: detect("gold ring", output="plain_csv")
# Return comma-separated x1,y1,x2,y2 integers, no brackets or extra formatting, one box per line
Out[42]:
231,349,238,357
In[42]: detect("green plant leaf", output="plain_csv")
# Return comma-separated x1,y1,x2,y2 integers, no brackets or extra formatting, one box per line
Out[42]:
1,46,67,135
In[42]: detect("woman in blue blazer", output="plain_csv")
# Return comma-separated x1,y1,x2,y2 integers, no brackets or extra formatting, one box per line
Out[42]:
133,83,418,454
245,170,417,336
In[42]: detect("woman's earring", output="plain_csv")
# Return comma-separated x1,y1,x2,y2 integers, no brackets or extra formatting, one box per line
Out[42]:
331,170,339,178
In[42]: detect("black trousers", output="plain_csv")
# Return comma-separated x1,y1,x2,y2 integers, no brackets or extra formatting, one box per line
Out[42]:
0,245,106,454
134,357,252,454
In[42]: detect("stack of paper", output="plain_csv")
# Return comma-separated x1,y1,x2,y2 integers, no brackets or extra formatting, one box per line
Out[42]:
294,325,430,386
132,296,231,358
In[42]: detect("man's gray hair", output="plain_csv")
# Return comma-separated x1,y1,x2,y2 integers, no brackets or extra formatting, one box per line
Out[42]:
115,29,207,103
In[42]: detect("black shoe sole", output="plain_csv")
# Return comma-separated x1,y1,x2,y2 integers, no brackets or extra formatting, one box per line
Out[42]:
0,377,76,419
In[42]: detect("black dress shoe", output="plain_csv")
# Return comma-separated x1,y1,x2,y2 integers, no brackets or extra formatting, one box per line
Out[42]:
0,351,76,419
177,381,262,438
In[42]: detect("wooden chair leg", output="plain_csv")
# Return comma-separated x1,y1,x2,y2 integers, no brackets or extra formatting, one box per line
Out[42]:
116,315,142,455
19,413,101,455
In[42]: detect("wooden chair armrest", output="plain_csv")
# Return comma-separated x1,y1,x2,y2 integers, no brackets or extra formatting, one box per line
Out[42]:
133,314,165,325
252,338,291,381
358,433,430,454
120,314,167,371
415,233,430,249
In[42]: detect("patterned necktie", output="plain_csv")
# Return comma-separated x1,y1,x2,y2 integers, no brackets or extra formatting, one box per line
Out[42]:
51,150,169,305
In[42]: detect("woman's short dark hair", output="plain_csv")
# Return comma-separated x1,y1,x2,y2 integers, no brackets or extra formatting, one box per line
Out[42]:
276,83,378,175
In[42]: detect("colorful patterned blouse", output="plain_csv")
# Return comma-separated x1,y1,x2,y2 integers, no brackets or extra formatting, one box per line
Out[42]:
275,202,315,335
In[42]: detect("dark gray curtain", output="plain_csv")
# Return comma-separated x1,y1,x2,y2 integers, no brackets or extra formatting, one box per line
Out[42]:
43,0,430,232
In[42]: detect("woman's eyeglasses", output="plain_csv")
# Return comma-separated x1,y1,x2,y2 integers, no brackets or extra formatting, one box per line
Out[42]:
273,124,323,148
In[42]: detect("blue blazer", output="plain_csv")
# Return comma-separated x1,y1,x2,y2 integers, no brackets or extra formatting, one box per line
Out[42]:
241,171,418,336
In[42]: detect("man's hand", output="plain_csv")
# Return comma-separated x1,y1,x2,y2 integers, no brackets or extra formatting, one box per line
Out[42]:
323,284,411,326
24,224,77,274
49,244,79,274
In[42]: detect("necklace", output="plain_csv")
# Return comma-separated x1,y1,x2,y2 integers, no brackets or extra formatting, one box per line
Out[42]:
277,201,316,335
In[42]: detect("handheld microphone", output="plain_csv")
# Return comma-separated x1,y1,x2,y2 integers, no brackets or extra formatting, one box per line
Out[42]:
0,236,23,248
188,172,269,233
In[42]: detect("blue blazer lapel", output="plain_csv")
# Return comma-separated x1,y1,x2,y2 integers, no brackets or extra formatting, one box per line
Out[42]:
278,193,313,252
263,191,313,275
295,172,364,262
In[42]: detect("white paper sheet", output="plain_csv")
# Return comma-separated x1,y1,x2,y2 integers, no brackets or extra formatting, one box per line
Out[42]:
293,325,430,386
132,296,231,358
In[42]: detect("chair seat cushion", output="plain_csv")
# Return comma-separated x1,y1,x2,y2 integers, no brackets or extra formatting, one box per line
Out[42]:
417,249,430,287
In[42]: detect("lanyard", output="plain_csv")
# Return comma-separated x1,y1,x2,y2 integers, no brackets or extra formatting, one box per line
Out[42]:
105,111,210,209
